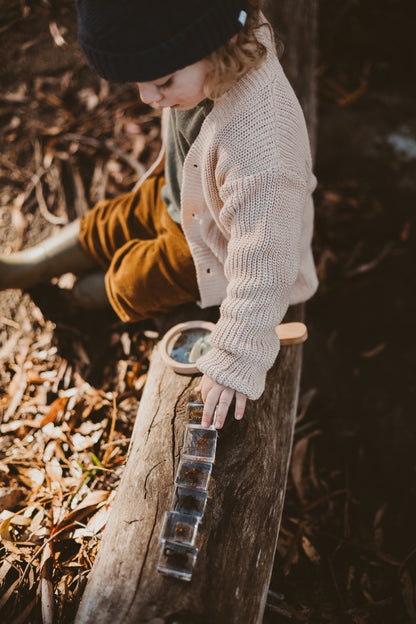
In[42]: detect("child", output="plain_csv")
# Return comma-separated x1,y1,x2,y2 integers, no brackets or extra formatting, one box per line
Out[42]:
0,0,318,429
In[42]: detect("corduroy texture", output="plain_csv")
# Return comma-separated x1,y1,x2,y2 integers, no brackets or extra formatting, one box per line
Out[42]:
78,175,199,322
77,0,248,82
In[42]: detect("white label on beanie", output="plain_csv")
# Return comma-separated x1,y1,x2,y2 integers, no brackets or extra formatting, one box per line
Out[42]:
238,10,247,26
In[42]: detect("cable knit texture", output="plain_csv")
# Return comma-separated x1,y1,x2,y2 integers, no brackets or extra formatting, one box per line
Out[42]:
141,21,318,400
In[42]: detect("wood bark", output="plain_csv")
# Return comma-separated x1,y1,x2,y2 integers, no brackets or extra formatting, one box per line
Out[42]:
75,2,318,622
75,306,304,624
264,0,318,157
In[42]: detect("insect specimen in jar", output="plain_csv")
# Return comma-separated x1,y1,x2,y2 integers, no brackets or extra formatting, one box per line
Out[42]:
185,403,204,424
175,523,186,538
163,546,189,568
182,494,200,512
185,466,202,485
196,431,211,451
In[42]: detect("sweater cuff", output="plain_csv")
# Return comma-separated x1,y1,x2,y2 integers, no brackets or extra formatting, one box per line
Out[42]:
197,338,280,401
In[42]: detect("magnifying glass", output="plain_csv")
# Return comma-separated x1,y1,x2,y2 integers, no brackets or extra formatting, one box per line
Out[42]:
160,320,308,375
160,320,216,375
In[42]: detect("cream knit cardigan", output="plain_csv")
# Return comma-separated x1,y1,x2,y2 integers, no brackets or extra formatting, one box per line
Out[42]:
139,24,318,400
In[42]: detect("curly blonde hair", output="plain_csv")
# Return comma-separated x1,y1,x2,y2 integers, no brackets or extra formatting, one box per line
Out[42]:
203,1,273,101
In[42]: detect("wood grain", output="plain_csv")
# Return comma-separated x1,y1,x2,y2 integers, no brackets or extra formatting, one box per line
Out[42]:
75,306,304,624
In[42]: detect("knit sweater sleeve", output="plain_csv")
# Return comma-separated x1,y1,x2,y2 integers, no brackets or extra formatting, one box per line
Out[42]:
196,165,307,400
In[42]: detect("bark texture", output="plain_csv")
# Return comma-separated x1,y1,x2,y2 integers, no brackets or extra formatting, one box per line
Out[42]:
75,306,304,624
264,0,318,157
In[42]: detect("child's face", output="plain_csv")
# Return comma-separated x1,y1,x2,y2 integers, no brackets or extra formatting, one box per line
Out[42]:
136,59,210,111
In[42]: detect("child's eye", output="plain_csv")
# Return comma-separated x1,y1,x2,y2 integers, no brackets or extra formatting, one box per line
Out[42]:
159,77,173,90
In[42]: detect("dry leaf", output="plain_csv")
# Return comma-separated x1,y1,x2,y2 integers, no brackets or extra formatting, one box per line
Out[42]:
54,490,110,534
301,535,321,565
0,487,26,512
40,397,69,428
15,467,45,490
290,430,322,504
0,554,19,585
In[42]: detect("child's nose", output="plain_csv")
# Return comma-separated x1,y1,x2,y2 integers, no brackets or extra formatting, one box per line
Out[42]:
138,83,161,104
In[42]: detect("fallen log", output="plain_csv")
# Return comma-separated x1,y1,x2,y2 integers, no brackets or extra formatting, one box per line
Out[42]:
75,304,304,624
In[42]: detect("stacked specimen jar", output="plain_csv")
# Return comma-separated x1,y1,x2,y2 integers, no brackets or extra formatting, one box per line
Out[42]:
157,402,218,581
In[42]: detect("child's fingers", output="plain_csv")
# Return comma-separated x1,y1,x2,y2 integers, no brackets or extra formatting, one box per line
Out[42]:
213,388,235,429
198,376,247,429
234,392,247,421
201,385,222,428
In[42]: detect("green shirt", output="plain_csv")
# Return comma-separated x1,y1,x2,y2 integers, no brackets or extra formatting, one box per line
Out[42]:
161,99,213,224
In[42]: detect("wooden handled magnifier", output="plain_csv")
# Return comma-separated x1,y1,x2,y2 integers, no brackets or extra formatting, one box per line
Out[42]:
160,320,308,375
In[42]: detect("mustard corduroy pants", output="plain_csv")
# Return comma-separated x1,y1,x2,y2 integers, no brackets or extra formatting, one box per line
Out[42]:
79,175,199,322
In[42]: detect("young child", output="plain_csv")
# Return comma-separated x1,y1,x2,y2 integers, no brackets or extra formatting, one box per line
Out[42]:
0,0,318,429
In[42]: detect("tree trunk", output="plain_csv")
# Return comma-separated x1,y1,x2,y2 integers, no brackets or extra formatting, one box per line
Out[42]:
264,0,318,157
75,2,318,622
75,305,304,624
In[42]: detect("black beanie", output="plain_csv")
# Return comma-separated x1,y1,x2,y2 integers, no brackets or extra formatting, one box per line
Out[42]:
77,0,249,83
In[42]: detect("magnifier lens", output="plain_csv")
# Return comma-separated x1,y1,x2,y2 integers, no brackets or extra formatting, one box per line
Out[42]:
168,328,212,364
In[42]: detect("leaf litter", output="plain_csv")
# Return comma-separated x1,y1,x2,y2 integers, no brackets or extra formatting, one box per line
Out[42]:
0,296,157,622
0,7,161,620
2,2,416,624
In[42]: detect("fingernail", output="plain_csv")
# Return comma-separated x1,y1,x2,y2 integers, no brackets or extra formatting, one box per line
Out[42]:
235,414,243,420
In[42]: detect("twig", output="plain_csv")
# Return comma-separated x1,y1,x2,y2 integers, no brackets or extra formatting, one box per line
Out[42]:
399,544,416,576
101,438,131,449
0,317,20,330
0,153,32,181
61,133,146,177
3,339,31,423
266,603,293,618
320,531,399,567
102,395,118,466
70,162,89,218
345,242,394,278
104,140,146,177
302,488,348,512
268,589,285,602
345,598,392,616
35,179,68,226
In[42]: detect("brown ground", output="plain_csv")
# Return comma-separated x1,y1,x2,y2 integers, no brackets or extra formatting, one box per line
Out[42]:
0,2,415,623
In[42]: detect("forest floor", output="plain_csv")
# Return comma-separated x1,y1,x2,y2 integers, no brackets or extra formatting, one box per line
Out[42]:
0,1,415,623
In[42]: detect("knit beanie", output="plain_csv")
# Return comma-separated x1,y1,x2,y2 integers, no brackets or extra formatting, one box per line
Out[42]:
77,0,248,83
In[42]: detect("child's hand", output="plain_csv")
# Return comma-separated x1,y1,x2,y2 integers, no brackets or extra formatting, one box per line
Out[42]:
195,375,247,429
